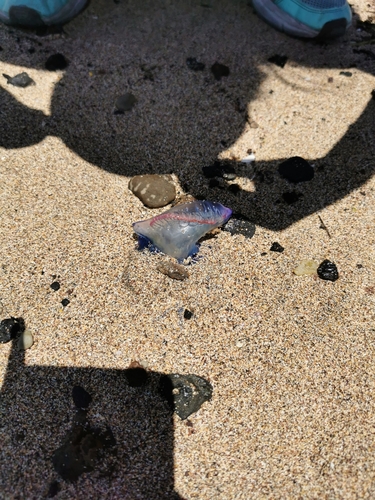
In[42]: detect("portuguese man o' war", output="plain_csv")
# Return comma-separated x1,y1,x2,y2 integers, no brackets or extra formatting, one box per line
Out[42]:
133,200,232,261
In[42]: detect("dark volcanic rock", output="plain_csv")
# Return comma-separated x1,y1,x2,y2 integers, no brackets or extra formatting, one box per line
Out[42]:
3,72,35,87
222,216,256,239
183,309,193,319
268,54,288,68
186,57,205,71
0,317,25,343
159,374,213,420
115,93,137,112
45,54,68,71
50,281,60,291
317,259,339,281
211,62,230,80
270,242,284,253
278,157,314,183
129,174,176,208
124,364,149,387
72,386,92,410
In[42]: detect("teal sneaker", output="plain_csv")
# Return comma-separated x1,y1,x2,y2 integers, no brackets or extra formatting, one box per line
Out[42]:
0,0,88,27
252,0,352,39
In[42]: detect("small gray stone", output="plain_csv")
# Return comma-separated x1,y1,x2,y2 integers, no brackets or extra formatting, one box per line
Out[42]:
3,72,35,88
115,93,137,112
157,262,189,280
129,174,176,208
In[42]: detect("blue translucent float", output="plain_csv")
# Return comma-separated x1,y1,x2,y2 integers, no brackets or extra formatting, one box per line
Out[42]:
133,200,232,261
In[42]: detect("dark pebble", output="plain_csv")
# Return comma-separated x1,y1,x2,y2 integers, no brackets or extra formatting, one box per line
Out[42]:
268,54,288,68
356,264,363,269
3,72,35,87
50,281,60,291
72,386,92,410
45,53,68,71
371,89,375,100
159,374,213,420
282,191,303,204
0,317,25,343
222,216,256,239
47,481,61,498
184,309,193,319
270,242,284,253
339,71,352,77
61,298,70,307
124,366,149,387
317,259,339,281
228,184,240,194
115,92,137,112
186,57,205,71
211,62,230,80
278,156,314,183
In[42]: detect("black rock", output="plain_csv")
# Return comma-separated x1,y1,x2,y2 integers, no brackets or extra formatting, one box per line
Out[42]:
222,216,256,239
211,62,230,80
0,317,25,343
61,298,70,307
270,242,284,253
186,57,205,71
47,481,61,498
228,184,240,194
3,72,35,87
184,309,193,319
115,93,137,113
124,367,149,387
50,281,60,291
159,374,213,420
72,386,92,410
268,54,288,68
278,156,314,183
371,89,375,100
45,53,68,71
317,260,339,281
282,190,303,204
339,71,352,77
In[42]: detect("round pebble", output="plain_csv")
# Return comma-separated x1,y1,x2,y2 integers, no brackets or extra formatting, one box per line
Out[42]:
278,156,314,183
211,62,230,80
115,93,137,112
50,281,60,291
17,329,34,350
45,53,68,71
129,174,176,208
